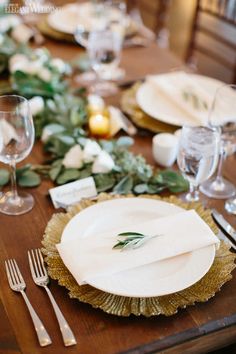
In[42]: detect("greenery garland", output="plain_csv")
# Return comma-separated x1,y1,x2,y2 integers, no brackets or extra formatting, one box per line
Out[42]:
0,17,189,196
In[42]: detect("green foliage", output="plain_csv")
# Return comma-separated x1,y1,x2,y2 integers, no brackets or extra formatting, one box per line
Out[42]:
11,70,67,98
0,34,16,74
34,93,88,138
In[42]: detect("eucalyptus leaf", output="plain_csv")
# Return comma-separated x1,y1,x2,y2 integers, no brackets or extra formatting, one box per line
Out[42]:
18,170,41,187
0,168,10,186
94,174,116,192
56,169,80,184
133,183,148,194
49,164,62,181
16,164,31,177
113,175,133,194
116,136,134,148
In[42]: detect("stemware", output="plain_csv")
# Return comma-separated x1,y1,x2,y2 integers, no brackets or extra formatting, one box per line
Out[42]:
177,125,220,202
225,197,236,214
0,95,35,215
87,28,122,96
200,84,236,199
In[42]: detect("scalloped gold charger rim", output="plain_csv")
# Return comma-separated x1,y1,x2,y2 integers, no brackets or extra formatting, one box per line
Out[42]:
42,194,236,317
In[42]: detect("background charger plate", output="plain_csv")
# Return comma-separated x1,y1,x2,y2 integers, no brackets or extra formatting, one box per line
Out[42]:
61,198,215,297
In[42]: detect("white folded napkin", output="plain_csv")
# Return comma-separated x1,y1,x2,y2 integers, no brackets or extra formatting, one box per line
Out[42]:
147,71,213,126
57,210,219,285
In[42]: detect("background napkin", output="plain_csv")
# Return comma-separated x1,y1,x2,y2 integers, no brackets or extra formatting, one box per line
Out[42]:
147,72,212,126
57,210,219,285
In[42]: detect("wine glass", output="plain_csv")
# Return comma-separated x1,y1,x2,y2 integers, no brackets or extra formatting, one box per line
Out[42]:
0,95,35,215
225,197,236,214
177,126,220,202
200,84,236,199
87,28,122,96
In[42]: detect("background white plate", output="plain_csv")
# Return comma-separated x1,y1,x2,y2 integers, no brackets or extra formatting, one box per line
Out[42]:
48,2,127,35
136,74,225,127
61,198,215,297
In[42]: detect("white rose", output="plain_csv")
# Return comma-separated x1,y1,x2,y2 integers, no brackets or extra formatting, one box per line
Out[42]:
9,54,29,73
0,15,21,33
92,150,115,174
34,48,50,64
62,145,84,169
83,139,102,163
28,96,44,116
11,24,33,43
50,58,66,73
38,68,52,82
27,60,44,75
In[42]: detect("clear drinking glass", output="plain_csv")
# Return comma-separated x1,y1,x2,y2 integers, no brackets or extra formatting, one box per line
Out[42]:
87,28,122,96
225,197,236,214
0,95,35,215
200,84,236,199
177,126,220,202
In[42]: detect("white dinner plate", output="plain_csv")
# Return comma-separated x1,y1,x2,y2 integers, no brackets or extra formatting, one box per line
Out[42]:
61,198,216,297
136,74,225,127
48,2,128,35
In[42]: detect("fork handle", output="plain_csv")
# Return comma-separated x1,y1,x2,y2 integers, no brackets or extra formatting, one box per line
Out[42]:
44,286,77,346
20,290,52,347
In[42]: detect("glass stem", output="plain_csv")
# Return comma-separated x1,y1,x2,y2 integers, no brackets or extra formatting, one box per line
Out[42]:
10,160,18,200
215,151,225,184
187,182,199,202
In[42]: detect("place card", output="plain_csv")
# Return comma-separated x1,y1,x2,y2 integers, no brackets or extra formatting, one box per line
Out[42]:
49,177,97,209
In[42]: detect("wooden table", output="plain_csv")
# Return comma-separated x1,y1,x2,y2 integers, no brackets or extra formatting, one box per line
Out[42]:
0,30,236,354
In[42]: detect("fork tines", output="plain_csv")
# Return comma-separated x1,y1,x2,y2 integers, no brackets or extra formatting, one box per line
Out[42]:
28,249,47,280
5,259,26,290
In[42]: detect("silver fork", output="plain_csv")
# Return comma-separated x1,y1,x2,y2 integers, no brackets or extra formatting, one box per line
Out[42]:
5,259,52,347
28,249,77,347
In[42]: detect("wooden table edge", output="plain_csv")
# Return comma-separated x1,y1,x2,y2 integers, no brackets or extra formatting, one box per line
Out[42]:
120,313,236,354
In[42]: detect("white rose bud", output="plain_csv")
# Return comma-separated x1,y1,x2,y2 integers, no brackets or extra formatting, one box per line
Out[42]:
83,139,102,163
28,96,44,116
27,60,43,75
50,58,67,73
62,145,84,169
0,15,21,33
38,68,52,82
92,150,115,174
9,54,29,73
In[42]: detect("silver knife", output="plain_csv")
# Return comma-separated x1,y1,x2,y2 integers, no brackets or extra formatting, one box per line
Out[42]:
212,209,236,248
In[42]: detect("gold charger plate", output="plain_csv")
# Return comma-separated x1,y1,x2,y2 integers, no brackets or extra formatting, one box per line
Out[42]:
38,16,76,43
42,193,236,317
121,83,178,133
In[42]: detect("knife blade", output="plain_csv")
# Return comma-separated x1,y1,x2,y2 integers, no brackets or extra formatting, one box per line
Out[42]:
211,209,236,247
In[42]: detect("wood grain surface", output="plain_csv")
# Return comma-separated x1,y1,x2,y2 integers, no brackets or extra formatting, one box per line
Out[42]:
0,16,236,354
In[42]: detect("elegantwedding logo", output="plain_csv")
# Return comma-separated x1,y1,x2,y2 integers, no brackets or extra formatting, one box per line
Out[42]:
5,2,60,14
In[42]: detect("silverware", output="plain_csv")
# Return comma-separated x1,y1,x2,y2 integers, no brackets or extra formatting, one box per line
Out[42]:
5,259,52,347
212,209,236,248
28,249,77,347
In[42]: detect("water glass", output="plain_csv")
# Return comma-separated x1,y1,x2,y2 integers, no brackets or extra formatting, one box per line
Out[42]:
200,84,236,199
177,126,220,202
87,28,122,96
0,95,35,215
